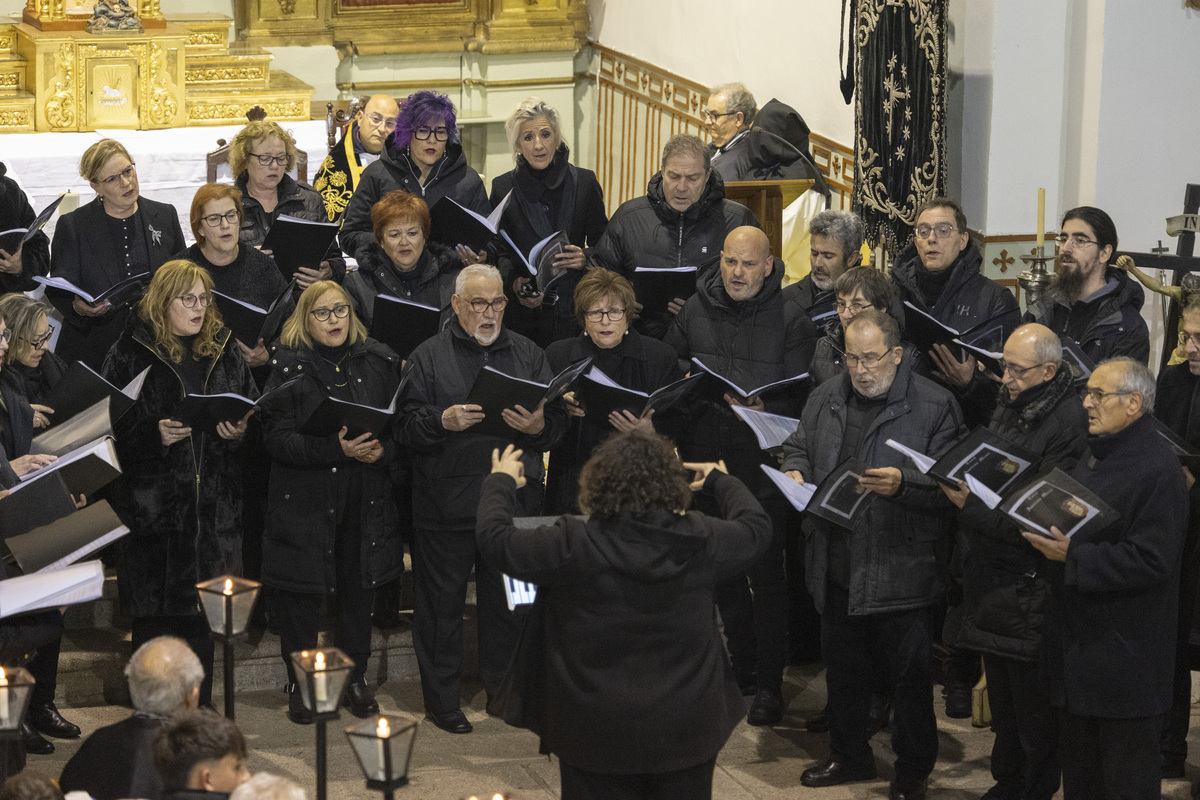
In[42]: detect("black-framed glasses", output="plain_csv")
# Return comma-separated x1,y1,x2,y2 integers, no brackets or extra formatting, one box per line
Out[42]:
465,297,507,314
1055,233,1099,249
1080,388,1133,403
98,164,137,186
364,112,397,131
412,126,449,142
177,293,213,309
202,210,240,228
836,300,872,315
310,303,350,322
1000,360,1048,379
23,324,55,350
704,110,736,122
584,308,626,323
842,349,893,370
915,223,958,239
250,152,288,167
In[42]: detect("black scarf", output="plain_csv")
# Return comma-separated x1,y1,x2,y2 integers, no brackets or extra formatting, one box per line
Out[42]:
512,144,577,241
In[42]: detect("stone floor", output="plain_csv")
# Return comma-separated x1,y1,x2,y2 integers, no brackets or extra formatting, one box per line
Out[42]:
24,662,1200,799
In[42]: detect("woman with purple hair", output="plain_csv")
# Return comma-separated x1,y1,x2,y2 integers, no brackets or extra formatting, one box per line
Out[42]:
341,90,489,264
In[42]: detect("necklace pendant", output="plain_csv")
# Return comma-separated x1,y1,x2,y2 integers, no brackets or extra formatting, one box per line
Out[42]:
335,366,340,372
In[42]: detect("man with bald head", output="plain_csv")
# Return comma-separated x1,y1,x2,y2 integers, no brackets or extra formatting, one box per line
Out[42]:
666,225,819,727
314,93,400,221
1025,357,1187,799
941,323,1087,800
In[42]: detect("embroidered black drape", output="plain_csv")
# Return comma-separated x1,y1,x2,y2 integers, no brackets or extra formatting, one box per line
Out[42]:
851,0,948,257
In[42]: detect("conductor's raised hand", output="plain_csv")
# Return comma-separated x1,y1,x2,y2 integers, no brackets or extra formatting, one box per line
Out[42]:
502,399,546,435
491,444,527,487
442,403,485,431
683,460,727,491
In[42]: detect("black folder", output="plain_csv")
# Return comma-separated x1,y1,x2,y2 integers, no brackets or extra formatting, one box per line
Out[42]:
690,357,809,403
213,282,294,346
806,457,877,529
1059,337,1096,384
175,393,257,436
370,294,442,359
299,385,401,439
502,229,572,293
632,266,699,319
260,215,340,279
928,427,1038,494
35,271,149,310
428,191,510,251
1148,416,1200,474
30,397,114,458
1000,467,1117,540
0,193,64,254
0,472,76,546
42,362,148,427
463,360,586,439
575,368,702,420
4,500,129,574
12,437,122,499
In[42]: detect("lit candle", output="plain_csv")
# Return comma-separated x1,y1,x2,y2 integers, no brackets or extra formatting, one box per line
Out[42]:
375,717,390,780
222,578,233,634
1036,187,1046,250
0,667,8,727
313,652,327,705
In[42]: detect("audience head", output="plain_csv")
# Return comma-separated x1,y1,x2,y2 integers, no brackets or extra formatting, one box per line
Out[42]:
809,210,865,290
153,709,250,795
451,264,506,346
0,294,53,369
190,182,245,252
355,94,400,155
280,280,366,351
393,91,458,177
914,197,969,273
1084,357,1154,435
1055,206,1118,301
1000,324,1061,401
0,771,64,800
834,266,892,332
1183,295,1200,375
659,134,711,212
578,431,692,518
371,190,431,273
125,635,204,716
228,773,307,800
706,82,756,148
506,97,563,170
81,138,139,217
573,268,637,349
229,121,299,191
843,309,903,399
139,260,222,364
720,226,773,302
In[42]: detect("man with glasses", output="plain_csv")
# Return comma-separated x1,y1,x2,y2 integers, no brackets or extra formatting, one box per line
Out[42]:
782,309,965,800
704,84,826,186
665,226,819,727
940,323,1087,800
314,94,400,222
1023,357,1187,799
399,263,566,735
1023,206,1150,365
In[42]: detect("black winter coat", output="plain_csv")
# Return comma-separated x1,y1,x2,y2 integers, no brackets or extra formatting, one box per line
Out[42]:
781,356,966,615
0,353,68,459
1042,415,1188,718
782,274,836,324
951,367,1089,661
399,321,566,531
59,714,165,800
476,469,773,773
102,318,256,618
343,240,460,329
48,197,185,371
544,330,682,514
592,169,759,338
0,161,50,293
707,127,830,198
1023,265,1151,365
664,264,819,495
258,338,403,594
235,174,346,283
340,140,489,261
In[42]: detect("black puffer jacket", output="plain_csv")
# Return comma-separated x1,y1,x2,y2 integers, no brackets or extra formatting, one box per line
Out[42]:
0,161,50,293
951,367,1089,661
399,320,567,531
1023,265,1150,365
340,140,489,260
664,264,819,495
592,170,759,338
343,240,460,329
781,355,966,616
235,174,346,283
258,338,403,594
101,317,257,618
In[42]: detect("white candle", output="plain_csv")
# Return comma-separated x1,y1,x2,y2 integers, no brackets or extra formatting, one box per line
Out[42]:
1037,187,1046,249
0,668,9,727
222,578,233,633
375,717,390,780
313,652,327,705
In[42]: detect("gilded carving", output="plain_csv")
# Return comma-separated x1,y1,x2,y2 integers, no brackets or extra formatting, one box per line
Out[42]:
0,31,14,51
277,0,297,12
0,73,18,89
44,42,76,129
187,32,224,46
147,42,177,125
188,101,305,122
184,66,267,83
0,110,32,127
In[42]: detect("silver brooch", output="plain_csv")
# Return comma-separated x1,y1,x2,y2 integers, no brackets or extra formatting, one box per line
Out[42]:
148,224,162,246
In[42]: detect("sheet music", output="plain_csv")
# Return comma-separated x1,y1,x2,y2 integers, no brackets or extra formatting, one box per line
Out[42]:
503,574,538,611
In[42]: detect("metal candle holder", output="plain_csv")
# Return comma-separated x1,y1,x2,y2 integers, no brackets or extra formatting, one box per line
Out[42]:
197,575,261,720
1018,245,1056,308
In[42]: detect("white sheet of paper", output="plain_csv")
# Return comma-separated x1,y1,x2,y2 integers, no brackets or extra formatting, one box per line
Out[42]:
760,464,818,512
965,473,1003,510
885,438,936,474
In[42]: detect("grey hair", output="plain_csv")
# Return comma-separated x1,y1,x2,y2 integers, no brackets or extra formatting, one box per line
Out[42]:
1029,329,1063,367
1101,356,1156,414
229,774,307,800
505,97,563,163
661,134,711,173
125,636,204,715
710,82,757,125
455,263,502,295
810,210,866,261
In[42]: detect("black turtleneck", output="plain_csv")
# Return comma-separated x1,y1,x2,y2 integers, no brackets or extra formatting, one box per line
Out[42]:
174,335,207,394
312,340,353,398
915,262,955,308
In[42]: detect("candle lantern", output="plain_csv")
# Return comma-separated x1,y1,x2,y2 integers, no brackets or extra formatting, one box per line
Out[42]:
196,575,261,720
346,714,418,800
0,667,35,739
291,648,354,800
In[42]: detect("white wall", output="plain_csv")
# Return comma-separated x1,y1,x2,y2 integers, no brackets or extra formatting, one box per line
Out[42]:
589,0,855,145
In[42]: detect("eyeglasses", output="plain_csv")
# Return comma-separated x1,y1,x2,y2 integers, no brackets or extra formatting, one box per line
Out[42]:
915,223,958,239
1183,331,1200,347
310,303,350,322
249,153,289,167
836,300,872,315
23,324,55,350
202,210,240,228
843,349,893,370
363,113,397,131
464,297,507,314
177,293,213,309
1000,360,1048,379
0,329,11,344
1080,388,1133,403
584,308,626,323
704,110,736,122
97,164,137,186
412,126,449,142
1055,233,1099,249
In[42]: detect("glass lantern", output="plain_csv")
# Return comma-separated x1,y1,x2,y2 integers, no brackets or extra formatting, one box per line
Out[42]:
0,666,36,738
346,714,418,792
290,648,354,716
196,575,261,640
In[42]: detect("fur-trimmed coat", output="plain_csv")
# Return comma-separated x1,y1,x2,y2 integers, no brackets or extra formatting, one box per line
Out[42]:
101,316,257,618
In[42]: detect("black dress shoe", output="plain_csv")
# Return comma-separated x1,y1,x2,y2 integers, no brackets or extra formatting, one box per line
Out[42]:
889,779,927,800
943,685,972,718
285,682,313,725
20,720,54,755
425,709,473,734
746,689,784,726
27,702,81,739
800,759,877,788
342,679,379,718
804,708,829,733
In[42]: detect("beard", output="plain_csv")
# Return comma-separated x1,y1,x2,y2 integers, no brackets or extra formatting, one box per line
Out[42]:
1051,260,1089,301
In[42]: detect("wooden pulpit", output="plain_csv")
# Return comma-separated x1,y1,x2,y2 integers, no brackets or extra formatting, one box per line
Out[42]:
724,179,814,259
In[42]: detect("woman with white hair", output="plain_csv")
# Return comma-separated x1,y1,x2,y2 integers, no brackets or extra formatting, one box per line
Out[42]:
491,97,609,348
